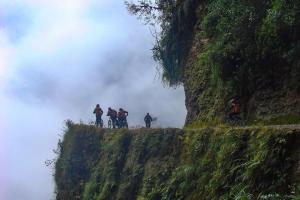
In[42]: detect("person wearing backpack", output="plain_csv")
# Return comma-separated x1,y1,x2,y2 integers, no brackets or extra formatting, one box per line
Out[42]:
93,104,103,128
144,113,153,128
118,108,129,128
107,107,118,129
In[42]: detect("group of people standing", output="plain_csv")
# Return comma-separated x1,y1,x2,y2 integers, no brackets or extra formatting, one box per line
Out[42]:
93,104,153,129
107,107,128,128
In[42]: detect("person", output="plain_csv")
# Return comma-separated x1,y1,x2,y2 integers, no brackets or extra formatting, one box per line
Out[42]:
118,108,129,128
93,104,103,128
144,113,153,128
228,98,241,121
107,107,118,129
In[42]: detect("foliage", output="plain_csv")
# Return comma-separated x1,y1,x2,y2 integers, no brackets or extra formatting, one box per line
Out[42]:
125,0,176,26
126,0,199,86
199,0,299,98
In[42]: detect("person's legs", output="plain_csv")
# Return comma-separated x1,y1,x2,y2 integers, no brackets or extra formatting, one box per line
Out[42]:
112,117,117,129
119,118,124,128
96,116,101,127
233,113,241,120
116,118,121,128
146,122,150,128
228,112,234,120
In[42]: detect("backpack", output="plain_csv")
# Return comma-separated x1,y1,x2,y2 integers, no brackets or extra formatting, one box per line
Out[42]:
233,103,241,113
111,110,118,117
118,111,125,118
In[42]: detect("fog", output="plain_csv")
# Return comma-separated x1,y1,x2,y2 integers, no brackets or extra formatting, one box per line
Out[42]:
0,0,186,199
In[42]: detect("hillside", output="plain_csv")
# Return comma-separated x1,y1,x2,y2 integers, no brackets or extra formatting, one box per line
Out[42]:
55,124,300,200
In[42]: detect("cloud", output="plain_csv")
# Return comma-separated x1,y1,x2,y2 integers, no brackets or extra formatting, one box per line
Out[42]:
0,4,33,42
0,1,187,200
0,30,14,78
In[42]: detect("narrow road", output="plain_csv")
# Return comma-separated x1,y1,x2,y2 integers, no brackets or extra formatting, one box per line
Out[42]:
185,124,300,131
232,124,300,130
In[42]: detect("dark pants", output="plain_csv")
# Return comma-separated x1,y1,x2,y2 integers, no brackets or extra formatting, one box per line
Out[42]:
145,122,151,128
118,117,128,128
229,112,240,121
96,115,102,128
111,117,118,129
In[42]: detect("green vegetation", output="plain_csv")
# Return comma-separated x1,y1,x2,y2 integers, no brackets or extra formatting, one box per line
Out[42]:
249,115,300,126
55,122,103,199
55,124,300,200
199,0,300,99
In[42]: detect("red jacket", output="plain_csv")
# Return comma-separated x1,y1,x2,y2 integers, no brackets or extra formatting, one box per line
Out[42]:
232,103,241,114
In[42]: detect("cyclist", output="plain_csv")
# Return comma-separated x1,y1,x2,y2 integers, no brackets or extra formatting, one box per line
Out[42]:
93,104,103,128
228,98,241,121
118,108,129,128
107,107,118,129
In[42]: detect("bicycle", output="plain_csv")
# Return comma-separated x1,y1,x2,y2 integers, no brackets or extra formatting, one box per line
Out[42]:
224,114,244,126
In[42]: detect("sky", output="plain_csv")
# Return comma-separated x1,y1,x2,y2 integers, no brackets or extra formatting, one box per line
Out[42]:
0,0,186,200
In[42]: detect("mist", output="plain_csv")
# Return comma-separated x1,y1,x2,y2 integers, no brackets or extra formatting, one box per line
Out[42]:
0,0,186,199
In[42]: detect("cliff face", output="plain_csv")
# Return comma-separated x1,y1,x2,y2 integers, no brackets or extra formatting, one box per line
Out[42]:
55,124,300,200
165,0,300,125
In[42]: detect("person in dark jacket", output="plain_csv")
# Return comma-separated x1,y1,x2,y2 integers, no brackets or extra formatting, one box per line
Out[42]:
93,104,103,128
118,108,129,128
107,107,118,128
144,113,153,128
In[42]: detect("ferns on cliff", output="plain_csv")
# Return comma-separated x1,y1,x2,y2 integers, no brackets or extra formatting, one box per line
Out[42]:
200,0,300,96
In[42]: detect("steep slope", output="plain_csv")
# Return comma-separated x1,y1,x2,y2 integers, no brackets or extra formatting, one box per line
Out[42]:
55,124,300,200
